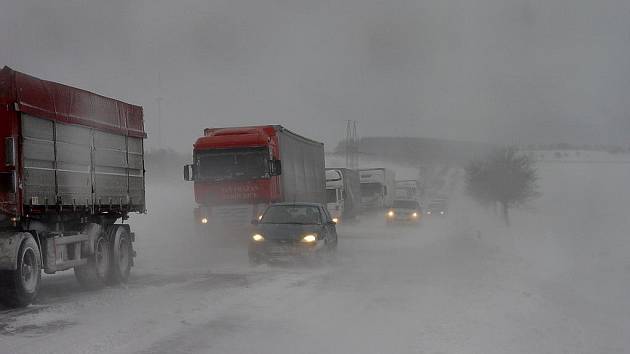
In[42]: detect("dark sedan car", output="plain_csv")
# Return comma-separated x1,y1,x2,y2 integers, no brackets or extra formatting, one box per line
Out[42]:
249,203,338,264
386,199,422,225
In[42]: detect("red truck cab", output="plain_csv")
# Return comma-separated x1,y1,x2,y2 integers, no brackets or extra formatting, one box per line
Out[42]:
184,125,325,228
185,126,282,225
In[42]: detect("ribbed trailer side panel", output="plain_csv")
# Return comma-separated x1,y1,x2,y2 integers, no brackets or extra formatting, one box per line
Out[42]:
21,114,145,211
277,128,325,204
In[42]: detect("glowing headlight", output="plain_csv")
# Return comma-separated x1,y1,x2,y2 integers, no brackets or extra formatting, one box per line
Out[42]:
252,234,265,242
427,211,431,215
201,217,208,224
387,210,395,217
332,217,339,224
412,212,418,218
440,211,445,215
302,234,317,243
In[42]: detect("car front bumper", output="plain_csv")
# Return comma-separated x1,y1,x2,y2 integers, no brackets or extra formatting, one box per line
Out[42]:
249,240,324,261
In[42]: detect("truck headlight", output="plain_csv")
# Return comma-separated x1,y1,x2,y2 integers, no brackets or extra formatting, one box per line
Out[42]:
302,234,317,243
252,234,265,242
201,217,208,224
332,217,339,224
387,210,395,218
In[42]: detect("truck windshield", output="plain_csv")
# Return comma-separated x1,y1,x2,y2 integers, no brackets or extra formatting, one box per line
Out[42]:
361,183,382,197
326,189,337,203
196,147,268,181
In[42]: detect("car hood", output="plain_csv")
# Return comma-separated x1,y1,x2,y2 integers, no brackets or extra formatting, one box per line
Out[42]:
255,223,323,241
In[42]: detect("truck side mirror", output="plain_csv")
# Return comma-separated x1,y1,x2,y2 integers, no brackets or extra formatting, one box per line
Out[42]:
5,137,15,167
269,160,282,176
183,164,194,181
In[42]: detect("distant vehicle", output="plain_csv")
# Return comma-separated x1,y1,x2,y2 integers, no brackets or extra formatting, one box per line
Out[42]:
184,126,325,229
395,179,422,200
386,199,422,225
248,203,338,264
325,168,360,223
426,199,448,216
0,67,146,307
359,168,396,210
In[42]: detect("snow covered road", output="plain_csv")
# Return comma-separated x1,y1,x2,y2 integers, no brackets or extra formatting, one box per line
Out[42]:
1,162,629,353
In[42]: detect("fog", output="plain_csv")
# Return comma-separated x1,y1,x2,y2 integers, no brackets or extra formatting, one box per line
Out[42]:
1,0,629,150
2,155,629,353
1,1,630,353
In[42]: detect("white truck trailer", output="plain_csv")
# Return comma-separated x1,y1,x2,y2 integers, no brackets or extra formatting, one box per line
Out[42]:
359,168,396,210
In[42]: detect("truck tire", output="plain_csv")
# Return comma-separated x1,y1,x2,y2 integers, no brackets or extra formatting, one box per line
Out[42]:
0,235,41,307
105,226,132,285
74,234,110,290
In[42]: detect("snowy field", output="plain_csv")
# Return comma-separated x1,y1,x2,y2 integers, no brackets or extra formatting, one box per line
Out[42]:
1,160,629,353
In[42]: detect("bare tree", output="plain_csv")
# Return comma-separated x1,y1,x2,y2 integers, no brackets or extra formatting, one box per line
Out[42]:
466,147,539,226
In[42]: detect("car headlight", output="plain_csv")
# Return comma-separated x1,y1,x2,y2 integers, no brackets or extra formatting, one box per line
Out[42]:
302,234,317,243
412,212,418,218
332,217,339,224
201,217,208,224
252,234,265,242
387,210,395,217
427,211,431,215
440,211,445,215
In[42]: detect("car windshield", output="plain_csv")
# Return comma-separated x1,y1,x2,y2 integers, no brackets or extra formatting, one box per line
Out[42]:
260,205,322,224
392,200,419,209
196,147,268,181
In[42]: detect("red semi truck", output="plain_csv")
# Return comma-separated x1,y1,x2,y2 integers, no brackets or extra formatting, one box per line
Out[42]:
184,125,325,229
0,67,146,307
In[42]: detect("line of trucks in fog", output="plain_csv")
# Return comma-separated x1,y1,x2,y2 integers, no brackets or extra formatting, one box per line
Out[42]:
0,67,420,307
182,125,421,229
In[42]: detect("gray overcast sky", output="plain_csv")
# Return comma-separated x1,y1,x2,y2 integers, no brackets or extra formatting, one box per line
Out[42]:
1,0,629,152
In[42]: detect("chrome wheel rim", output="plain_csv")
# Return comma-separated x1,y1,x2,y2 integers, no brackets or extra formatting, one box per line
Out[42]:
20,247,38,292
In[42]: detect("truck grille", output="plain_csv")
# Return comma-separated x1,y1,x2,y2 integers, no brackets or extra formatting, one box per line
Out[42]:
211,205,253,224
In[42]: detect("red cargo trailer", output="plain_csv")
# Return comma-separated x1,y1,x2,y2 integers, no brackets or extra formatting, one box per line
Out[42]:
0,66,146,307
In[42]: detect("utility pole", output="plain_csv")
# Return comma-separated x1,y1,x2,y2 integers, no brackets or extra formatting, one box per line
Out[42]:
156,73,163,149
345,120,359,169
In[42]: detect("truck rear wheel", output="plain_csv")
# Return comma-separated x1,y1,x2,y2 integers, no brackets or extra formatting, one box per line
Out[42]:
74,234,110,290
106,226,132,285
0,235,41,307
